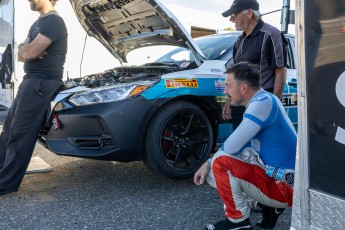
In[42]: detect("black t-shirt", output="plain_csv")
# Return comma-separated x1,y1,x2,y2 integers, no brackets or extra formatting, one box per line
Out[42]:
24,12,68,80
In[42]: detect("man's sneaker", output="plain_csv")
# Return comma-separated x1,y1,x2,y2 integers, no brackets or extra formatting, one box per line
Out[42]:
255,204,285,229
205,218,253,230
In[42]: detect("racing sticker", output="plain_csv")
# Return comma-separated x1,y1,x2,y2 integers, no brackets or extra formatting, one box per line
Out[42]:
165,79,199,88
215,79,226,93
216,96,227,103
282,93,298,107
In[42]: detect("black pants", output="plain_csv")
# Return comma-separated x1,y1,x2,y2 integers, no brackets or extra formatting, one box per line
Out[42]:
0,78,62,191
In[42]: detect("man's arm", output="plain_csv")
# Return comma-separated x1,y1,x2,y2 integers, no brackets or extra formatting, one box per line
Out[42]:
18,33,52,61
17,38,29,62
222,98,232,120
266,30,287,99
222,94,274,154
222,117,261,154
222,45,236,120
273,67,287,99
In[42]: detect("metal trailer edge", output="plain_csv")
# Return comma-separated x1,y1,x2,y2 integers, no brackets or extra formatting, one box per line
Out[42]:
291,0,345,229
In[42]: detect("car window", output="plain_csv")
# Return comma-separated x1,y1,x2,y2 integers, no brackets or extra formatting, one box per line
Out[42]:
155,33,239,62
286,37,295,69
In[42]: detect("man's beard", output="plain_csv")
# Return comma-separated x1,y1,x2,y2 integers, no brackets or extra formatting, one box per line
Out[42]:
30,1,41,11
229,97,243,106
236,21,248,32
230,101,242,106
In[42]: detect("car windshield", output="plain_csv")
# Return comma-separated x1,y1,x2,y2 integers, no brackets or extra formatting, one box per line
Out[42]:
155,33,239,63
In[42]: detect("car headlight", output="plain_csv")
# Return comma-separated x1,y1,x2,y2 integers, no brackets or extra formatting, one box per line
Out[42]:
68,84,150,106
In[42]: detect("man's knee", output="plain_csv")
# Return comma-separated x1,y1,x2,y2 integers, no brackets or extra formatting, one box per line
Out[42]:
212,151,248,179
212,151,240,165
212,152,234,172
206,151,236,188
212,151,239,162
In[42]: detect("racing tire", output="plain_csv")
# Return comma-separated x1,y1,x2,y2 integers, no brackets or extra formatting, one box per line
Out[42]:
143,101,213,179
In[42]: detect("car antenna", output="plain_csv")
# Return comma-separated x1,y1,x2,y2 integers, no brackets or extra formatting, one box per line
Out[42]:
80,33,88,79
261,9,281,16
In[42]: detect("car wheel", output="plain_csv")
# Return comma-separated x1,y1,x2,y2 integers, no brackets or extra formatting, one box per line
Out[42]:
144,101,213,179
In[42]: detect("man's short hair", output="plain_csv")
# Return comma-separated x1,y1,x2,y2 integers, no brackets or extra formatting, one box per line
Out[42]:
225,62,261,89
252,10,262,20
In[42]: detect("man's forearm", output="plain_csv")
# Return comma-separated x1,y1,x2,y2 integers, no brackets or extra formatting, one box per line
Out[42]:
273,67,287,99
17,39,29,62
18,43,35,61
17,34,51,61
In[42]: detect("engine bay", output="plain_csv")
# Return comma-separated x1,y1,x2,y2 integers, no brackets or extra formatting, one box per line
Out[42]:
69,62,196,88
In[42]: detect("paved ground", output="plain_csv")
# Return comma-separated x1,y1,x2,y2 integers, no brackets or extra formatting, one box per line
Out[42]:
0,107,291,230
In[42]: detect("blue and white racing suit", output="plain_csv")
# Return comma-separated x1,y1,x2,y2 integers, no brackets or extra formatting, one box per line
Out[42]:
209,88,297,222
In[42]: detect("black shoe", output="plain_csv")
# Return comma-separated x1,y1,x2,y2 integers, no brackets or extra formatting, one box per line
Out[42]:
255,204,285,229
0,189,13,196
205,218,252,230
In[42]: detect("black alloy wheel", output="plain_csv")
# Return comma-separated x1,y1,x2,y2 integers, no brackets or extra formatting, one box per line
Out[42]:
144,101,213,179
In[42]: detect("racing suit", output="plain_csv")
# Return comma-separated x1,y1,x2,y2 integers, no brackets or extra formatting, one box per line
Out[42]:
209,88,297,223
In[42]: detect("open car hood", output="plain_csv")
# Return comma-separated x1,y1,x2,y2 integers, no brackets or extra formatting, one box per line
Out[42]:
70,0,205,64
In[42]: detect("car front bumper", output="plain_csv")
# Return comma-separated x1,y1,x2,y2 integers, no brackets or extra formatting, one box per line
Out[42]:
43,96,159,162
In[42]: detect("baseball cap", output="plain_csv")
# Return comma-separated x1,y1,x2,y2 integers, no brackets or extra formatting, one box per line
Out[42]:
222,0,260,17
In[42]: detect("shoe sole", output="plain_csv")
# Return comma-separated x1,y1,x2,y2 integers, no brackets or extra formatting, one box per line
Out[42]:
205,224,253,230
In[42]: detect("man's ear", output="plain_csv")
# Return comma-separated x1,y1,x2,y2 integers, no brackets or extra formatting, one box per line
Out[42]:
246,10,254,19
242,83,249,94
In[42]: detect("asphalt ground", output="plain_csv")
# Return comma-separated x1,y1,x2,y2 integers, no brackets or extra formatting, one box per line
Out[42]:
0,107,291,230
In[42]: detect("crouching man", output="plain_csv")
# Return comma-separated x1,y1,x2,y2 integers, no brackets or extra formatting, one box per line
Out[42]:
194,62,296,230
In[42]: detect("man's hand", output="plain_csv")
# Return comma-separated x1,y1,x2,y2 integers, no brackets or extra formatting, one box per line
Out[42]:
17,39,29,62
222,98,232,120
17,53,25,62
38,51,48,59
194,161,211,185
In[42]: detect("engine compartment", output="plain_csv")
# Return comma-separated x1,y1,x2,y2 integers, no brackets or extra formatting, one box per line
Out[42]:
69,62,196,88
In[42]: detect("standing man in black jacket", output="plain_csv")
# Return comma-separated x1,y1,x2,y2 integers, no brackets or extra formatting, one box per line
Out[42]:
0,0,67,196
222,0,287,131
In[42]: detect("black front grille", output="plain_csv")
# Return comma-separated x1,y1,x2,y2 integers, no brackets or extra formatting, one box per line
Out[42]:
67,135,115,149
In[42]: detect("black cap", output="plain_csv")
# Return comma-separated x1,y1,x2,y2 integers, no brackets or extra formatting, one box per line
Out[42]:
222,0,259,17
